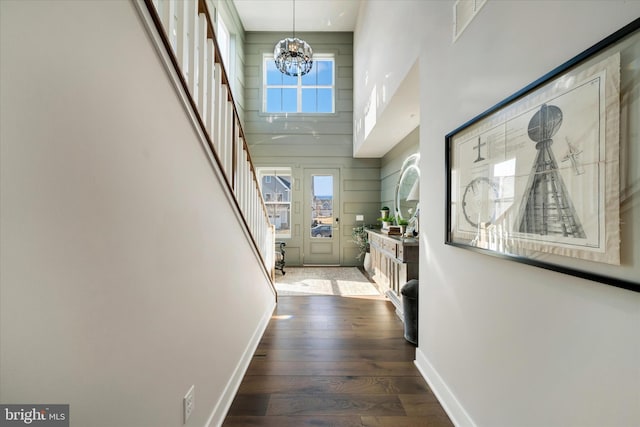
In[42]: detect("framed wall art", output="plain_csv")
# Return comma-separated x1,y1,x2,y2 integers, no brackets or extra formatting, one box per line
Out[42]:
445,18,640,292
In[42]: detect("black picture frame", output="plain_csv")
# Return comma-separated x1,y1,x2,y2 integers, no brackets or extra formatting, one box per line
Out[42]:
445,18,640,293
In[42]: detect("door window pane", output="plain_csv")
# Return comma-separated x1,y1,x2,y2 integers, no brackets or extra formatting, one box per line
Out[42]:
310,175,333,238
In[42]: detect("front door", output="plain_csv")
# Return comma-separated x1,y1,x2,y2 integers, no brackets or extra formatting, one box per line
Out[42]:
303,169,340,265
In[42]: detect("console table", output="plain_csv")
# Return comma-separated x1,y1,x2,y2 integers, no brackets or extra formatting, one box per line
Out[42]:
366,230,419,313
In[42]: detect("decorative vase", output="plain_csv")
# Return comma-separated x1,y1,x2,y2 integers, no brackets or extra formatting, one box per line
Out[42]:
363,252,372,273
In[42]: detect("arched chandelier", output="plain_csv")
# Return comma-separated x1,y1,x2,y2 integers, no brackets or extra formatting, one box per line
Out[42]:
273,0,313,76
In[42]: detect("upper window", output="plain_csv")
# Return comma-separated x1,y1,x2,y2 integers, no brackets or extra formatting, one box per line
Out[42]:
263,55,335,113
217,13,230,71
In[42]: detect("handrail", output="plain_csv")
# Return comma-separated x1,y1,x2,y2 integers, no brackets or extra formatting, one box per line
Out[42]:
141,0,276,292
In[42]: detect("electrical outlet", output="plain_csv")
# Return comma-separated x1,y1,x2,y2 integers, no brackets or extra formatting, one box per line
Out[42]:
183,385,194,424
356,214,364,221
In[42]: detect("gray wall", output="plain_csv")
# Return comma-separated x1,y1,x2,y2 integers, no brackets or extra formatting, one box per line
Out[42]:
0,2,275,426
243,31,380,266
380,126,420,216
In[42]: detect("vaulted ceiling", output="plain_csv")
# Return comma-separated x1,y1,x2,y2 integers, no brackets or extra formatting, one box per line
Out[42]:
231,0,362,32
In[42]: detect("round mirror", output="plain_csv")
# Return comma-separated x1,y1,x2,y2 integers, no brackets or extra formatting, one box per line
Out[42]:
395,154,420,221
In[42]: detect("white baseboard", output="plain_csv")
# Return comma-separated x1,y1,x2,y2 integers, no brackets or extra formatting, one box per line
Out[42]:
385,290,404,321
205,299,276,427
414,349,476,427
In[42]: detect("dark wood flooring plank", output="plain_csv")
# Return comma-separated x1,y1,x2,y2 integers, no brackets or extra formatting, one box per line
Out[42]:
248,348,416,362
399,394,453,417
266,394,406,416
264,318,404,331
236,375,430,395
261,328,404,339
255,337,412,351
226,394,270,416
245,360,422,377
223,415,363,426
361,415,454,427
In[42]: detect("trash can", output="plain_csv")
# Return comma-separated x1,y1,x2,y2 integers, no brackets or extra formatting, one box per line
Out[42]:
401,279,419,345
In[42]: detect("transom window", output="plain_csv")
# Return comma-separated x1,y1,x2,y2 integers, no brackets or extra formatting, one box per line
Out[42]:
263,55,335,113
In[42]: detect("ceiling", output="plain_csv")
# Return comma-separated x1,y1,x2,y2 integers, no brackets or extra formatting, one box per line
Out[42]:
231,0,361,32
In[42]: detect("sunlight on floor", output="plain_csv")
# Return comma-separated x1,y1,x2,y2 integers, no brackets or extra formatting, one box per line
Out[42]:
275,267,384,298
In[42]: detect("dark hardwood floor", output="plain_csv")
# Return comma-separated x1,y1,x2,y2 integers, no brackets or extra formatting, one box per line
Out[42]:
223,295,453,427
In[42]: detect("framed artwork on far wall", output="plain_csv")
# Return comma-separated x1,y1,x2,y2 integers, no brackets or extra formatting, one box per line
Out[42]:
445,18,640,292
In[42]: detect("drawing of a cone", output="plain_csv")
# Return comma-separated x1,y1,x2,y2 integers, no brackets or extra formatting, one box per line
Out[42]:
517,104,586,238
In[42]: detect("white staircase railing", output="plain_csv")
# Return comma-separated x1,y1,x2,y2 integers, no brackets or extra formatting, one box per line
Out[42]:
143,0,276,286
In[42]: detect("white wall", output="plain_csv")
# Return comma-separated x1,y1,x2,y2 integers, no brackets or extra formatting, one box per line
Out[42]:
355,2,640,426
0,1,275,426
352,1,421,156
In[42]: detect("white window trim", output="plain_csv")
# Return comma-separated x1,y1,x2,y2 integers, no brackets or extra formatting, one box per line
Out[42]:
453,0,487,42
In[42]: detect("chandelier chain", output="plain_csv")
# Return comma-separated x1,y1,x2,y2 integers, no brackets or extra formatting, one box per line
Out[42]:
273,0,313,76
